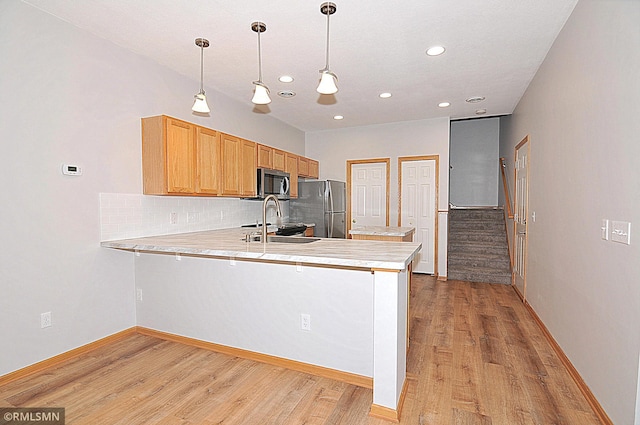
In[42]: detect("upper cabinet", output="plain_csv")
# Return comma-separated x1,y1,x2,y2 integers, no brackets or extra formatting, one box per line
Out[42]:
272,149,286,171
298,157,319,179
240,138,257,197
142,115,220,195
257,144,273,169
220,134,256,197
141,115,316,198
298,156,309,177
195,126,222,195
308,159,319,179
285,153,299,199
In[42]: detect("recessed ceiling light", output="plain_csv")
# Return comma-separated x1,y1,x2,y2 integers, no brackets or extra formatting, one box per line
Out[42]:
379,92,392,99
438,102,450,108
277,90,296,98
278,75,294,83
333,115,344,120
426,46,445,56
475,109,487,115
466,96,486,103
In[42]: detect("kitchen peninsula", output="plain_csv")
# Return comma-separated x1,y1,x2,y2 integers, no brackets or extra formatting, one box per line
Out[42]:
102,228,421,421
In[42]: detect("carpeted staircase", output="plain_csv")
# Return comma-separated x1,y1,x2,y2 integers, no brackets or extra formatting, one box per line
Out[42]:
448,208,512,285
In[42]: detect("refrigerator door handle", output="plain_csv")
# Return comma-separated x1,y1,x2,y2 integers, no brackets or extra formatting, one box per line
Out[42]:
329,213,334,238
327,183,334,213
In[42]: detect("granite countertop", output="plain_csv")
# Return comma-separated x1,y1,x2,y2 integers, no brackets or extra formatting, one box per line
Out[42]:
101,227,420,271
349,226,416,237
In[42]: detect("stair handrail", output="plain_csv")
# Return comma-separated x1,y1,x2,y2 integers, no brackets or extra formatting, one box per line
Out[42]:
500,157,514,219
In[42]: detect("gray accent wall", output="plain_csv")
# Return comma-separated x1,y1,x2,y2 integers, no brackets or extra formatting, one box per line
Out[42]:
500,1,640,423
450,118,500,207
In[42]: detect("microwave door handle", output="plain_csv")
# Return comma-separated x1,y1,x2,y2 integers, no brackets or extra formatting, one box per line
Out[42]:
281,176,289,196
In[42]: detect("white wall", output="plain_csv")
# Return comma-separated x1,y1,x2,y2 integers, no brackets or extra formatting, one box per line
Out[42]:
0,1,303,376
135,255,374,376
305,118,450,277
499,0,640,423
450,118,500,207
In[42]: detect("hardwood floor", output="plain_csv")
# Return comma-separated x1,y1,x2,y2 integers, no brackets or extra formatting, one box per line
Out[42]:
0,275,602,424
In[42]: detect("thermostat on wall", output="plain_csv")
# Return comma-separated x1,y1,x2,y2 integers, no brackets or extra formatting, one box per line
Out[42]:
62,164,82,176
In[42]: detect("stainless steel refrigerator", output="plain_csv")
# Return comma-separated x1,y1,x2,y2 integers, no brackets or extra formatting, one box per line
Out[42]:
289,180,346,238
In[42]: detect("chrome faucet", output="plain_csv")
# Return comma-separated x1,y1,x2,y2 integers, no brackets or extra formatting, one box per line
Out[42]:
262,194,282,243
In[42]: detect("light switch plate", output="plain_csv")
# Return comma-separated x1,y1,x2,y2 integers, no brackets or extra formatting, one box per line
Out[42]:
601,219,609,240
611,220,631,245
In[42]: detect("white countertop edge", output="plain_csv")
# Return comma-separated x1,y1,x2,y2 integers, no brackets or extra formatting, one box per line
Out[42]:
100,228,420,271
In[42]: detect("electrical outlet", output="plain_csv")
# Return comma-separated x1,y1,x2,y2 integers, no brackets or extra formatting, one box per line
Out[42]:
41,312,52,328
188,212,200,223
300,314,311,331
136,288,143,301
169,212,178,225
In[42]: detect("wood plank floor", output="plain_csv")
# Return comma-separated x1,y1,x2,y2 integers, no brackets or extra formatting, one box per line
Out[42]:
0,275,602,424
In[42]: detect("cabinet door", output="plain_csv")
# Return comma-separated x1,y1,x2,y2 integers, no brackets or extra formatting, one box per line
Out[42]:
195,127,221,194
272,149,286,171
298,156,309,177
240,139,257,197
285,153,299,199
308,159,319,179
221,133,241,196
166,117,195,193
257,144,273,169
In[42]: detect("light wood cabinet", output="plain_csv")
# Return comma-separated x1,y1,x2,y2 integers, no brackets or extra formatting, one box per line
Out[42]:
272,149,286,171
298,156,309,177
141,115,316,198
142,115,220,195
285,153,299,199
220,133,242,196
240,138,257,197
195,126,221,195
220,134,256,197
257,144,273,169
308,159,319,179
297,156,319,179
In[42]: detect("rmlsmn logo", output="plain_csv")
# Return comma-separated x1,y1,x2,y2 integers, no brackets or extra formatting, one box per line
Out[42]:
0,408,65,424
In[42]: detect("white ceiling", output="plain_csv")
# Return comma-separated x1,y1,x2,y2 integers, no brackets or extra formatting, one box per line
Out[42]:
23,0,578,132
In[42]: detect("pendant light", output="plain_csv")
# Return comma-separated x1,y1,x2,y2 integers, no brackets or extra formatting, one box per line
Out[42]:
251,22,271,105
192,38,211,113
317,2,338,95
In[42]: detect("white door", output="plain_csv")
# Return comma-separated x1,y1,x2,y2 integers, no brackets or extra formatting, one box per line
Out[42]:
401,159,436,274
514,137,530,298
350,162,388,228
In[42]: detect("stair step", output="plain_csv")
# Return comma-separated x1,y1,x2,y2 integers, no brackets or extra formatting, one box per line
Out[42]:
448,233,507,243
448,255,511,269
447,208,511,285
448,270,512,285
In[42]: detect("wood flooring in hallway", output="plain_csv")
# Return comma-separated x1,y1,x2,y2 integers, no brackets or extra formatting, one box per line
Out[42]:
0,275,602,424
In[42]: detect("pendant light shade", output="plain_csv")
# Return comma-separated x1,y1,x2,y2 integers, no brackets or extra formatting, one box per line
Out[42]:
252,82,271,105
251,21,271,105
192,38,210,113
317,70,338,95
317,2,338,95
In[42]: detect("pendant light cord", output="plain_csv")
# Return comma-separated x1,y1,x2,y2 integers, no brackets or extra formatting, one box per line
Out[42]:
257,27,263,83
199,43,204,93
324,5,331,70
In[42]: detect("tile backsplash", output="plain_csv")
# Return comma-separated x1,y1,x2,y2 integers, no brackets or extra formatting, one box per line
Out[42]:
100,193,289,241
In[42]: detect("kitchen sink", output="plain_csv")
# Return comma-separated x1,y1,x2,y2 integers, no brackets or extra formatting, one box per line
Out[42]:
248,235,320,244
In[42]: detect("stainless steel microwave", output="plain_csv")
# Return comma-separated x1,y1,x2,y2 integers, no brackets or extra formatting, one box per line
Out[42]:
255,168,290,200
